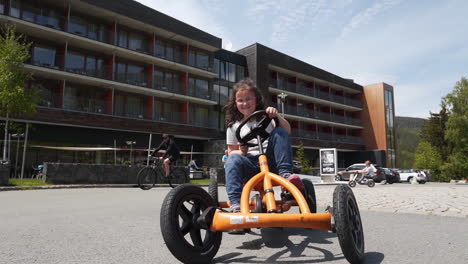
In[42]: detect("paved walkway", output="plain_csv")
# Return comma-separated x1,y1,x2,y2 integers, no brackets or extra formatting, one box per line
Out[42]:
1,182,467,218
313,183,468,218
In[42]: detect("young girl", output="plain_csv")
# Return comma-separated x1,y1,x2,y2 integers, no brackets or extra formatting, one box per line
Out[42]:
224,79,304,212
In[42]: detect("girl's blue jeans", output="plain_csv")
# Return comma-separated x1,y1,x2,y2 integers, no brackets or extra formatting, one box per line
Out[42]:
225,127,293,205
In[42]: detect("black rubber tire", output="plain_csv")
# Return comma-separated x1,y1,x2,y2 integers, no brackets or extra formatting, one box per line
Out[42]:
348,181,357,188
160,184,222,264
335,174,342,181
367,180,375,188
137,167,156,190
419,180,426,184
302,179,317,213
333,185,365,264
208,174,218,204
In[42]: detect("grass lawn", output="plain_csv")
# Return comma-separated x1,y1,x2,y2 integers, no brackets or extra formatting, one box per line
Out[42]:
8,178,50,186
189,179,211,185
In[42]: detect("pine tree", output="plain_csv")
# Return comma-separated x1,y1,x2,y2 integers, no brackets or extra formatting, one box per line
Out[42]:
295,141,311,174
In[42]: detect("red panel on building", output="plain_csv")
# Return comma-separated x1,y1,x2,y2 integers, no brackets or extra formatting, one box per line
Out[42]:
105,90,113,115
145,96,153,120
146,64,154,88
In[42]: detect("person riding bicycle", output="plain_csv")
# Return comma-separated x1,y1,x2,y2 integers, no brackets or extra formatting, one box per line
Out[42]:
150,134,180,178
356,160,376,182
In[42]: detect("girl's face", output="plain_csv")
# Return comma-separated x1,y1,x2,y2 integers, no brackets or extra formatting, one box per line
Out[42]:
235,89,257,118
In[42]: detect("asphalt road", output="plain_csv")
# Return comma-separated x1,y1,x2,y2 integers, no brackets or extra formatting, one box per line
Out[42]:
1,184,467,264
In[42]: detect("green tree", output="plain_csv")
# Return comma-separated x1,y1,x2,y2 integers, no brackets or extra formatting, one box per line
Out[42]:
413,141,443,180
0,24,38,161
419,107,450,160
295,141,311,174
440,77,468,180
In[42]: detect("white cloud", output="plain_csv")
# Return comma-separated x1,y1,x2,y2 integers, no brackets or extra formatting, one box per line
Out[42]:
135,0,233,47
340,0,403,38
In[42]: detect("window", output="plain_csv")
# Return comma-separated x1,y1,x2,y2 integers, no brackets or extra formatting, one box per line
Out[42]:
155,40,165,58
188,77,210,100
114,92,145,119
10,0,20,17
32,45,57,68
64,84,107,114
191,105,210,127
114,61,146,86
128,32,147,53
65,52,84,72
153,69,182,93
220,61,227,80
0,0,5,14
228,63,236,82
213,59,220,77
69,16,87,36
219,85,229,105
118,30,128,48
189,48,212,71
236,65,245,81
32,78,61,108
154,99,182,123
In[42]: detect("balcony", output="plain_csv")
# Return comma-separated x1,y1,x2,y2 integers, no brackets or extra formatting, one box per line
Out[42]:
191,118,218,129
2,13,216,78
269,80,362,110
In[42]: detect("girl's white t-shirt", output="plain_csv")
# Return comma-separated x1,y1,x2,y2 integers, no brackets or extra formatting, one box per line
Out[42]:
226,120,275,156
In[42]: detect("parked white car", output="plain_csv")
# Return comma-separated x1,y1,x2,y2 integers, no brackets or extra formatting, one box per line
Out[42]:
397,169,427,184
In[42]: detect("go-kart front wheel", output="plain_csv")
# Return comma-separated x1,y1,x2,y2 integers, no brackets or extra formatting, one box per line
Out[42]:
302,179,317,213
333,185,365,264
160,184,222,264
367,180,375,188
348,180,357,188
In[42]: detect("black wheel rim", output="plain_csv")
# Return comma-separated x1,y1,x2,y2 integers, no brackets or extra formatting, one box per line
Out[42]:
347,197,364,252
176,195,216,250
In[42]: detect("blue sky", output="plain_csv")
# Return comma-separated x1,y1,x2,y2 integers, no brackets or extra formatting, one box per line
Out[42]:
136,0,468,119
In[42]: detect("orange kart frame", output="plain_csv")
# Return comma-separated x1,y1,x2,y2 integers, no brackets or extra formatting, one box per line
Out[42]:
211,155,333,232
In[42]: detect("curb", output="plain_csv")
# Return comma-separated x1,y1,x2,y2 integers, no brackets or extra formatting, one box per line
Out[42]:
0,181,343,192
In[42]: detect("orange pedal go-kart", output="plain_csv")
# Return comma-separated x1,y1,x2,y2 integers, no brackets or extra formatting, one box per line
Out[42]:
160,110,365,264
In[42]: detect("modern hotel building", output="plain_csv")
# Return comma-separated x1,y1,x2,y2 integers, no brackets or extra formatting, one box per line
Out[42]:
0,0,396,169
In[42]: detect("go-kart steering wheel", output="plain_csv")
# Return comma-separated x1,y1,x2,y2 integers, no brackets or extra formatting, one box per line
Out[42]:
236,110,279,148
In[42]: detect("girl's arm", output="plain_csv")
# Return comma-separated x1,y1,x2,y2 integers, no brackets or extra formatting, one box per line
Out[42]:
266,107,291,134
227,144,248,156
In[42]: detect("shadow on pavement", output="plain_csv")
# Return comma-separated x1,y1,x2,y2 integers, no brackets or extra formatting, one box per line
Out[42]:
214,227,348,263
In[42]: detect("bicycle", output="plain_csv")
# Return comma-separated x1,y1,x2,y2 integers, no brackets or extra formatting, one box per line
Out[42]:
32,165,45,181
137,156,189,190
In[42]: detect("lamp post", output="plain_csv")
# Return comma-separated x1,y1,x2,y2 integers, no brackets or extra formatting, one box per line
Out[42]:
126,141,136,164
277,92,288,116
12,133,24,178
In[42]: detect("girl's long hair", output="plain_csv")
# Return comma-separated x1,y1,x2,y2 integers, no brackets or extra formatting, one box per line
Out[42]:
225,79,264,127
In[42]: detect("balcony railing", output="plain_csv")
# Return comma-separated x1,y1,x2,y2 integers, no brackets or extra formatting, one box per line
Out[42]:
191,118,218,129
63,98,106,114
154,112,186,124
65,67,109,79
115,72,148,87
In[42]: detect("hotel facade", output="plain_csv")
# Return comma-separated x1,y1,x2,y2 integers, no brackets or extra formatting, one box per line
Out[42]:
0,0,396,170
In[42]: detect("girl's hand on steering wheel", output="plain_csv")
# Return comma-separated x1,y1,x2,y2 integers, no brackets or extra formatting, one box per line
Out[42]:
265,107,279,118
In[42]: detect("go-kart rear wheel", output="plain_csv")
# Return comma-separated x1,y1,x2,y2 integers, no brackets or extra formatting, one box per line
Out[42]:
367,180,375,188
160,184,222,264
333,185,365,264
302,179,317,213
208,174,218,204
348,180,357,188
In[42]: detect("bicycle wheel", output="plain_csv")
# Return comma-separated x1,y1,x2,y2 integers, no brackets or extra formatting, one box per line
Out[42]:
138,167,156,190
